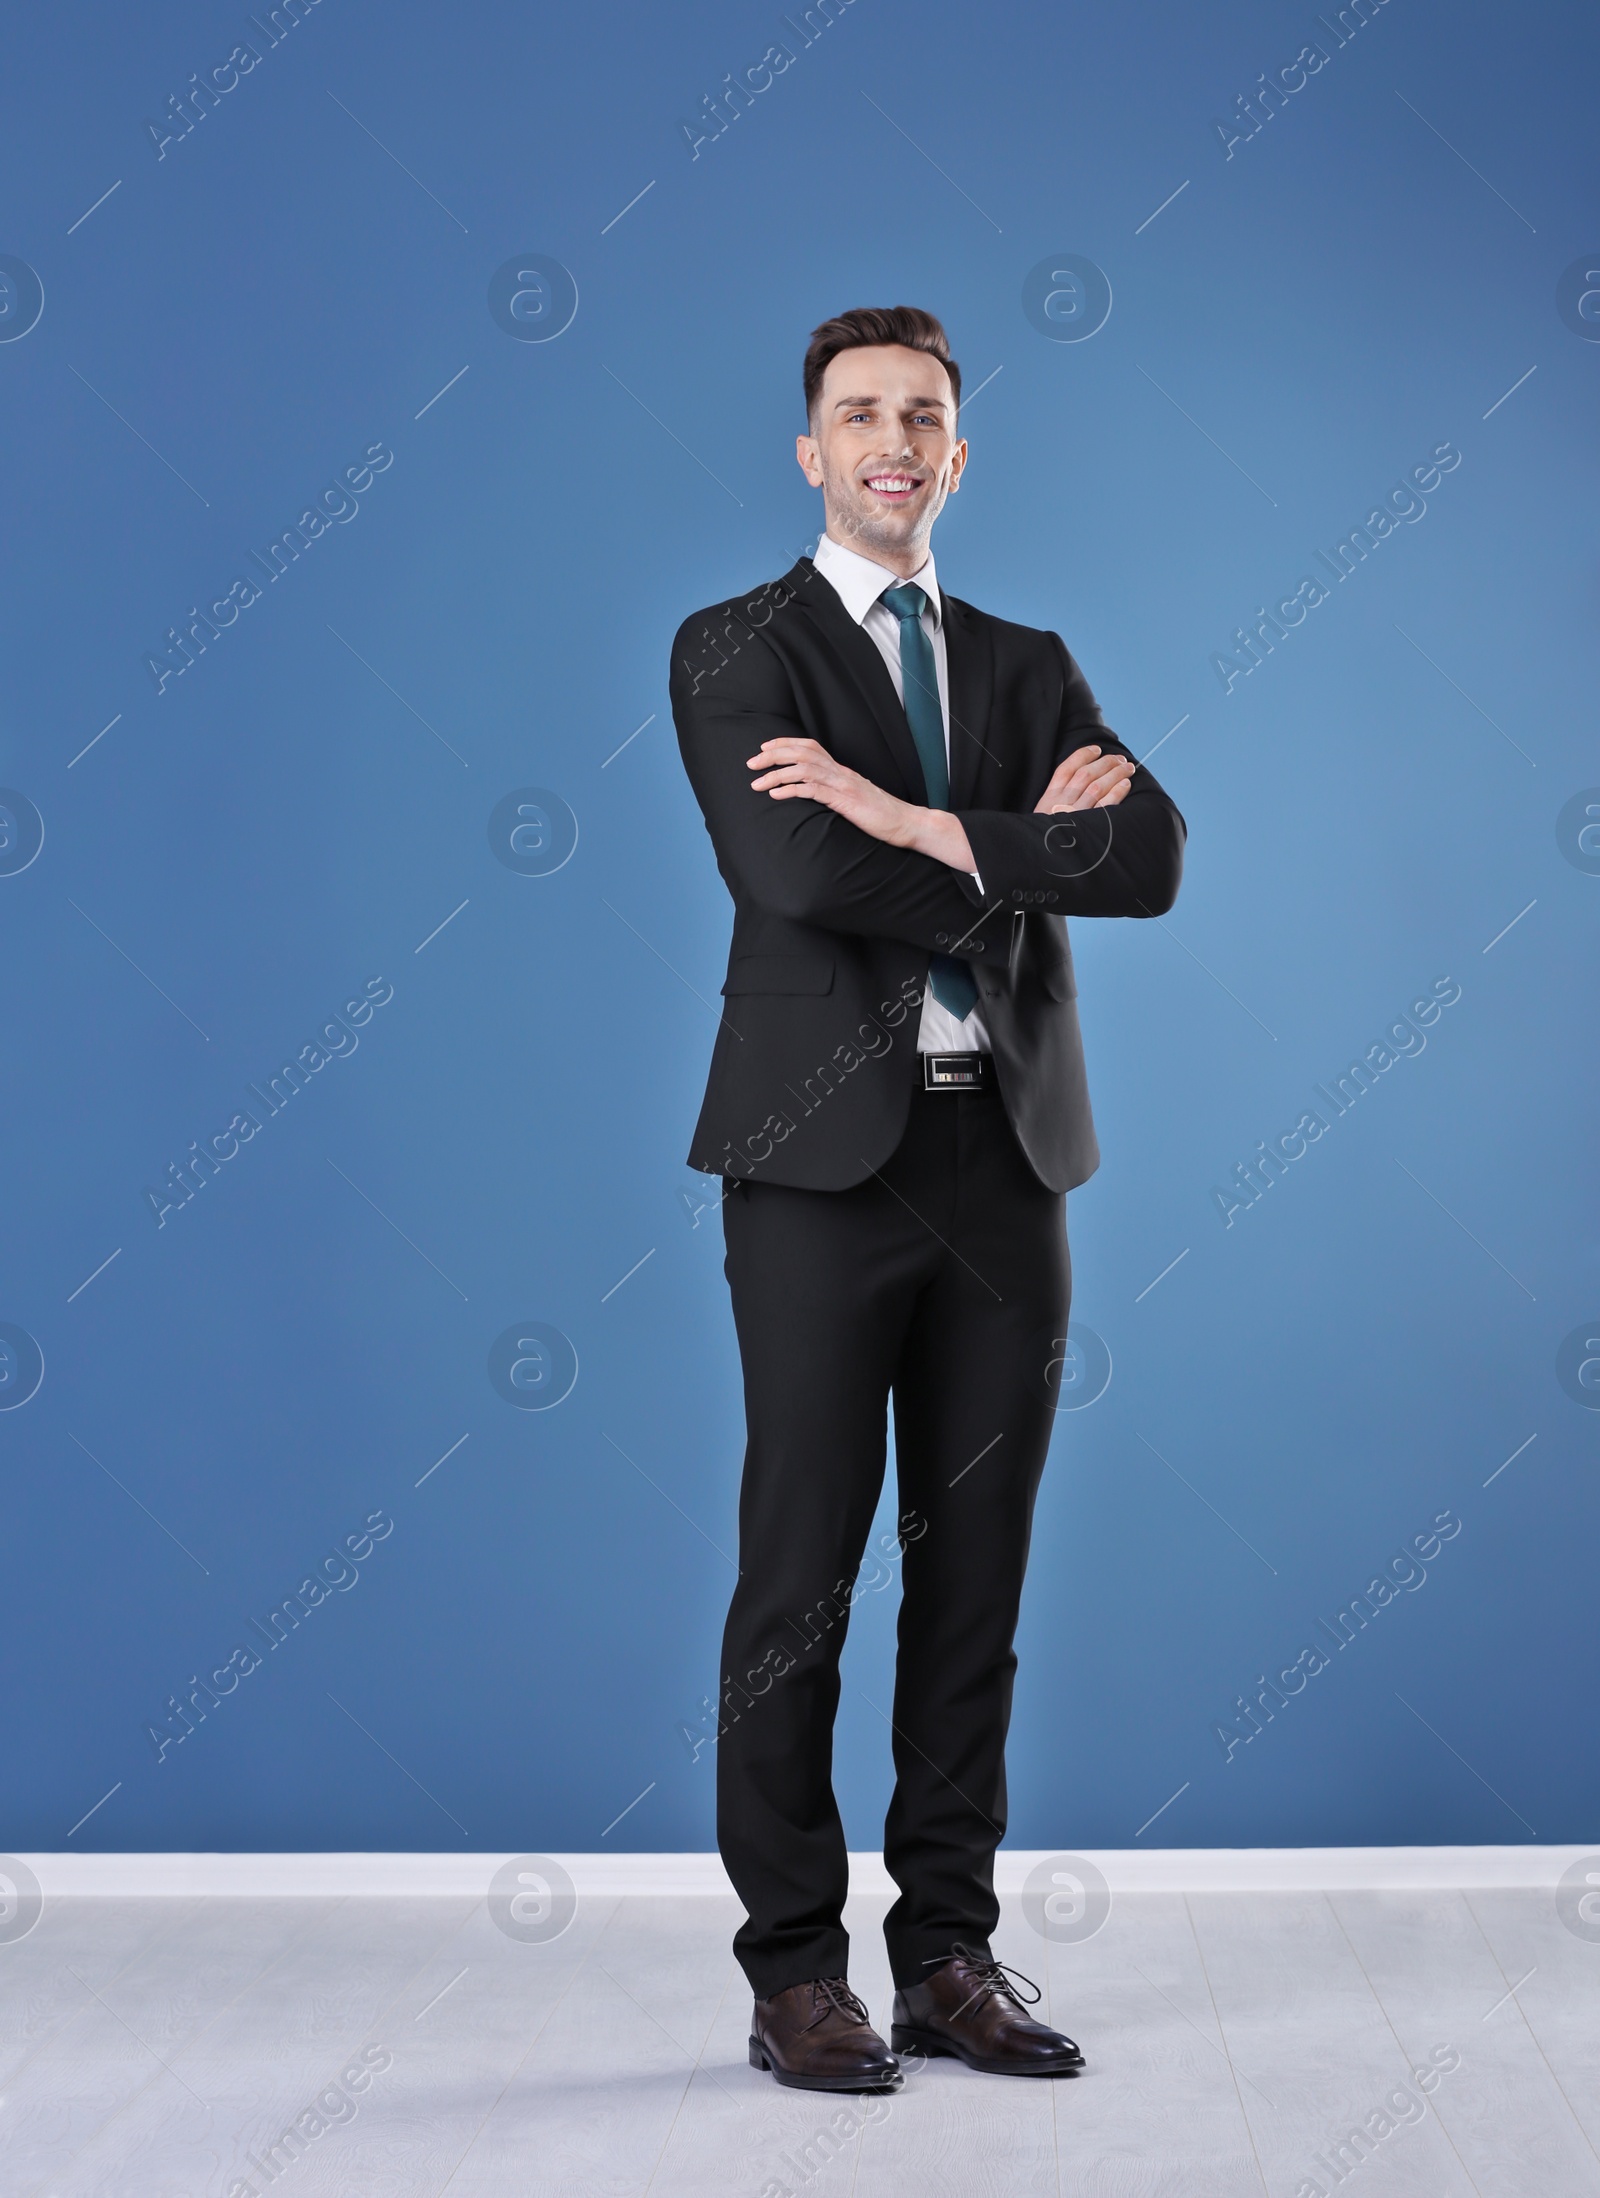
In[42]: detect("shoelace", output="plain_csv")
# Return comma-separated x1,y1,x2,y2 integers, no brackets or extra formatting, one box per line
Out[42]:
806,1974,872,2031
936,1942,1044,2019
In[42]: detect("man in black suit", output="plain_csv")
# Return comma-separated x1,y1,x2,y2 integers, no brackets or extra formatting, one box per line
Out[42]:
671,306,1184,2091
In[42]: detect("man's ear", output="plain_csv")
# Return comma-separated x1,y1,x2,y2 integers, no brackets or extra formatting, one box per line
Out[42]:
796,432,824,488
947,437,968,492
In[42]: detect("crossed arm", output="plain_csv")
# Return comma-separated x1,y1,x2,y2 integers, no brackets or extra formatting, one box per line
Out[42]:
748,738,1134,870
743,627,1183,919
672,622,1184,947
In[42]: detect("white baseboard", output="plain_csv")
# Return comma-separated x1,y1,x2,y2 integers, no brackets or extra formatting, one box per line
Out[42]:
13,1846,1586,1899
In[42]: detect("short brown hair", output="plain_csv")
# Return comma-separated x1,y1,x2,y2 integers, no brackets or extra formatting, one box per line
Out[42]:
802,306,961,429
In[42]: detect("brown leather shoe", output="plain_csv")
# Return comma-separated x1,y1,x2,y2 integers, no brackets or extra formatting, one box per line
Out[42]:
748,1975,902,2092
891,1945,1084,2076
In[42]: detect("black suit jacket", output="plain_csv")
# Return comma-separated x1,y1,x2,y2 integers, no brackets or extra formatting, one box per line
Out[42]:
670,556,1185,1193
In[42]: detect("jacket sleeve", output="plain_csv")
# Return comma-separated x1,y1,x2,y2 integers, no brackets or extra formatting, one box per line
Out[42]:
953,633,1186,917
671,615,1006,960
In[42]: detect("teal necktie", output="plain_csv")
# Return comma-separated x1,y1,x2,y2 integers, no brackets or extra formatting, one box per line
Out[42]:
880,582,979,1023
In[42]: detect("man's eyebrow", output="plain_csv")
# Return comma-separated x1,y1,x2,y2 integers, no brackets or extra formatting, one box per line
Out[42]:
831,392,950,412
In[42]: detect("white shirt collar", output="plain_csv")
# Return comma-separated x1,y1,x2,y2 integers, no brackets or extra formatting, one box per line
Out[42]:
811,530,942,630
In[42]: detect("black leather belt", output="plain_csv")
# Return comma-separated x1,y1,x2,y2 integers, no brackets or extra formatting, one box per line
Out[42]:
921,1051,993,1092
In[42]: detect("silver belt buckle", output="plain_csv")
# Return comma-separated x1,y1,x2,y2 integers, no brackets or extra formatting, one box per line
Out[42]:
923,1051,988,1092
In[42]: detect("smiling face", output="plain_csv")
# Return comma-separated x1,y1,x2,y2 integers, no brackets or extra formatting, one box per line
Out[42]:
796,343,967,576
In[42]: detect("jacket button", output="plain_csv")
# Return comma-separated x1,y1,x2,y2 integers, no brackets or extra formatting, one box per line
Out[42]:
1047,891,1058,904
935,933,948,945
974,941,985,951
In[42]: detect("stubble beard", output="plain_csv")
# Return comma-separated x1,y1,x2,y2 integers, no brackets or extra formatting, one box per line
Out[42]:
821,458,944,567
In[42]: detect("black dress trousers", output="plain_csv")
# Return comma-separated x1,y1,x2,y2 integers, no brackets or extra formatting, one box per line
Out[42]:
716,1077,1070,1997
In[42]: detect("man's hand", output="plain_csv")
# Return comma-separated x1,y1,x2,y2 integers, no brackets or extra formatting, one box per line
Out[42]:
748,738,977,873
1034,745,1136,814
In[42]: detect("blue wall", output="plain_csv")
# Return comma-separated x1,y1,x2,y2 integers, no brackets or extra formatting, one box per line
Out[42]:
2,0,1594,1854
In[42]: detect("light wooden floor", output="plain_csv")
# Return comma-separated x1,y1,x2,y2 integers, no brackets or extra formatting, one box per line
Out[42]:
2,1888,1596,2196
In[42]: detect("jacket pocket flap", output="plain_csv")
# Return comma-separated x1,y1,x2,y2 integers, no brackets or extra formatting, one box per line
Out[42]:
1039,958,1077,1002
721,954,836,996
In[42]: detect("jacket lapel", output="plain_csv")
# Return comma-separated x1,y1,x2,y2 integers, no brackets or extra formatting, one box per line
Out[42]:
783,558,927,802
943,593,996,810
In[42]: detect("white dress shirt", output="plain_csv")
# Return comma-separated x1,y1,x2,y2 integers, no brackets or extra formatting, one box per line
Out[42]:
809,531,990,1054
